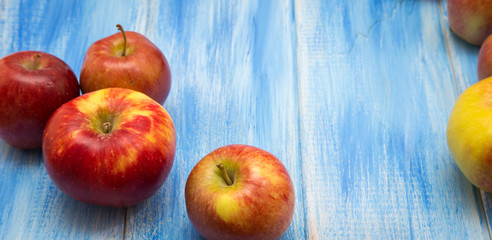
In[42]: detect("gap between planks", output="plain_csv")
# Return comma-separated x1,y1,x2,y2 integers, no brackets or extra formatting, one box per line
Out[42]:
122,207,128,240
292,0,311,238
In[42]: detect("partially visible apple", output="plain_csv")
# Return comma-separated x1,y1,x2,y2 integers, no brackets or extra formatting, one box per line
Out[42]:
0,51,79,149
43,88,176,207
478,34,492,80
80,24,171,105
185,144,295,240
447,77,492,192
448,0,492,46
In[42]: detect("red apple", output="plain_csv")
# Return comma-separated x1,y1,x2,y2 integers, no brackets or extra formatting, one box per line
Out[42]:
448,0,492,46
185,144,295,240
0,51,79,149
478,34,492,80
42,88,176,207
80,24,171,104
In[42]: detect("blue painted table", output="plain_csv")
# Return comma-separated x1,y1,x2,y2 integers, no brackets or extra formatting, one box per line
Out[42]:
1,0,490,239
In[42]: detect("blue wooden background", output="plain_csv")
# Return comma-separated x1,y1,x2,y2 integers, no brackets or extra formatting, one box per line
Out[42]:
0,0,490,239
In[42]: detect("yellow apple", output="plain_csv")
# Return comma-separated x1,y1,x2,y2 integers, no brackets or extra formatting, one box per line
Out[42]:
447,77,492,192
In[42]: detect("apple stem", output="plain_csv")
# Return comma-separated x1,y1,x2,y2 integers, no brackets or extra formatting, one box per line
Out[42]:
216,162,233,186
116,24,127,56
32,54,41,70
102,122,112,134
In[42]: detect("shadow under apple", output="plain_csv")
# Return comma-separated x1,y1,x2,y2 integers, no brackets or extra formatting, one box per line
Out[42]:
0,141,43,167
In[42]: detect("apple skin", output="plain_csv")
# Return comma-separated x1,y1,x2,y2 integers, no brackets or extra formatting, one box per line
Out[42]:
447,77,492,192
0,51,79,149
448,0,492,46
42,88,176,207
478,35,492,80
185,144,295,240
80,30,171,105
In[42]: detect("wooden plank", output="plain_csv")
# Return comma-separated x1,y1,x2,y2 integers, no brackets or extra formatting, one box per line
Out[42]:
0,146,124,240
294,0,490,239
4,0,490,239
439,0,492,235
124,0,306,239
0,0,141,239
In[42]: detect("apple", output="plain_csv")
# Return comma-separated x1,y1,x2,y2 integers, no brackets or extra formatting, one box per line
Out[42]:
448,0,492,46
185,144,295,240
42,88,176,207
80,24,171,105
478,34,492,80
0,51,79,149
447,77,492,192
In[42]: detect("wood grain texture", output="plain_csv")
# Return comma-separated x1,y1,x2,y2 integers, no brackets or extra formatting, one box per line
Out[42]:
439,0,492,235
294,0,490,239
0,0,305,239
0,0,491,239
0,146,125,240
0,0,144,239
123,0,305,239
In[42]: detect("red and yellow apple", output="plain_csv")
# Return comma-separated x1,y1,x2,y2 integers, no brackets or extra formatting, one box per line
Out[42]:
185,144,295,240
42,88,176,207
447,77,492,192
80,25,171,105
478,34,492,80
0,51,79,149
448,0,492,46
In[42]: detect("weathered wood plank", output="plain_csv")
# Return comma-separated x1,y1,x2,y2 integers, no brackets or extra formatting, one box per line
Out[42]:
0,0,143,239
439,0,492,236
0,146,125,239
123,1,305,239
2,0,491,239
294,0,490,238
